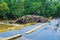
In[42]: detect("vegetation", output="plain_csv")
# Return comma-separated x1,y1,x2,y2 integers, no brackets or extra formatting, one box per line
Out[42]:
0,0,60,20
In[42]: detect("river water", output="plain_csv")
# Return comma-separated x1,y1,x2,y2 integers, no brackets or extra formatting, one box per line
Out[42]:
0,19,60,40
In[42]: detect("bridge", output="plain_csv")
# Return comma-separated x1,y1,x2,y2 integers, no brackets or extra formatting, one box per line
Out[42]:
0,19,60,40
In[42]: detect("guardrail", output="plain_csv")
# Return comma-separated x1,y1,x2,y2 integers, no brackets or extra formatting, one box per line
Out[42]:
25,20,53,34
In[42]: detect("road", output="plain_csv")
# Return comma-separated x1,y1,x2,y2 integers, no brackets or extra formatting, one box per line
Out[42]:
0,19,60,40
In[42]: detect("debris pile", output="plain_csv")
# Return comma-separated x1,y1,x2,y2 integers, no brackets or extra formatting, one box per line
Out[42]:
15,15,49,24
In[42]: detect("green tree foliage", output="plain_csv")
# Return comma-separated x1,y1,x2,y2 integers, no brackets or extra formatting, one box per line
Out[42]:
4,0,25,19
24,0,42,15
0,2,10,19
0,0,60,20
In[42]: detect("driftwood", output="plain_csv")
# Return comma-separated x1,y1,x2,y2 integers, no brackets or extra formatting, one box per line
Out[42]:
15,15,49,24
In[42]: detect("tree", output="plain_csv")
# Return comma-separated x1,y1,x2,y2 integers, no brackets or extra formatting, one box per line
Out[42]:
0,2,10,19
5,0,25,19
24,0,42,15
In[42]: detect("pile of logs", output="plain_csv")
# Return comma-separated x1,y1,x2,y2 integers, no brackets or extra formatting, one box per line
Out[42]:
15,15,49,24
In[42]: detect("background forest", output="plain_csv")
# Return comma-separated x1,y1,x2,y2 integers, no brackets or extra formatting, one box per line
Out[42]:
0,0,60,20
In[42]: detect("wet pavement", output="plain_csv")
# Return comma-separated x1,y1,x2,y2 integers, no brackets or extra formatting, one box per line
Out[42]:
0,19,60,40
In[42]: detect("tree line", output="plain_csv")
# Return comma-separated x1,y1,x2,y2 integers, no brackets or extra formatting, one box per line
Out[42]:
0,0,60,20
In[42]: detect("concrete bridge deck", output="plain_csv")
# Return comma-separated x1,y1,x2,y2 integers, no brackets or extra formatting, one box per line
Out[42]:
0,19,60,40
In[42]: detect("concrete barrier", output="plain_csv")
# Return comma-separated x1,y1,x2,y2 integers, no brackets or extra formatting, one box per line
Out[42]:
25,22,48,34
1,34,22,40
